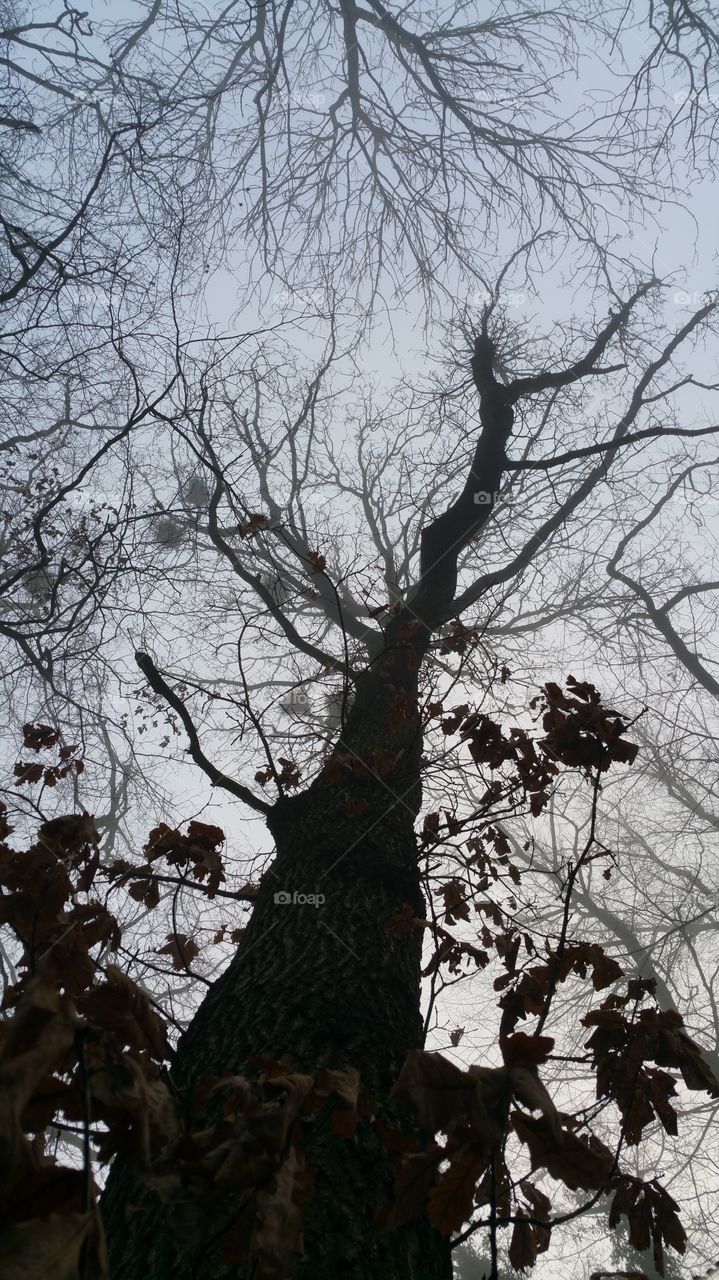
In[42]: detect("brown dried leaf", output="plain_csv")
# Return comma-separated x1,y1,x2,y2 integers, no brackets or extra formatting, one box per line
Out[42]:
0,978,77,1193
512,1113,613,1191
377,1147,442,1232
22,724,61,752
628,1195,652,1251
156,933,200,970
427,1147,487,1235
85,1044,152,1166
391,1050,474,1135
314,1066,360,1110
0,1207,106,1280
249,1147,312,1279
500,1033,555,1069
509,1067,561,1142
509,1214,538,1271
439,880,470,924
127,878,160,910
79,965,168,1061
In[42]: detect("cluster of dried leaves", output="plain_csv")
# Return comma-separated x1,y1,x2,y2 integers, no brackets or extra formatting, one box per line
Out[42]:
255,758,303,789
535,678,640,773
109,819,227,910
1,688,717,1280
0,794,362,1279
428,675,639,818
386,680,718,1275
14,721,84,789
381,986,719,1277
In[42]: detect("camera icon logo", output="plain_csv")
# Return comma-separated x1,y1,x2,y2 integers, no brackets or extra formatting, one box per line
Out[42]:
474,491,492,505
273,889,325,907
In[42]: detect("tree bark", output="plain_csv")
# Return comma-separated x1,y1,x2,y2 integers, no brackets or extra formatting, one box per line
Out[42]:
102,624,453,1280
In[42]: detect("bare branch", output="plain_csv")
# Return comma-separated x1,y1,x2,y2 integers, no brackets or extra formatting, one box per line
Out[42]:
134,651,273,817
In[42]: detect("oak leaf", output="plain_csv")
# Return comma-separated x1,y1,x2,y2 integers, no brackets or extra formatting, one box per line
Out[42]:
0,1208,106,1280
509,1213,538,1271
427,1147,488,1234
249,1147,312,1279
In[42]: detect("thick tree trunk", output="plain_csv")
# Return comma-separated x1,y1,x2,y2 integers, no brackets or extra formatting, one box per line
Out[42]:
102,629,453,1280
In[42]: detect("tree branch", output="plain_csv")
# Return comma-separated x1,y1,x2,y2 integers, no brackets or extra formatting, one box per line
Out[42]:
507,422,719,471
134,651,273,816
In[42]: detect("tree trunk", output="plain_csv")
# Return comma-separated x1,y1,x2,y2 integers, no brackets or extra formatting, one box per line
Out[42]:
102,629,453,1280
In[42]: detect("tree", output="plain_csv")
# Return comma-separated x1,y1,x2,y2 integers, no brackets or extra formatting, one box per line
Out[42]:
4,287,719,1280
2,4,719,1280
96,287,719,1280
